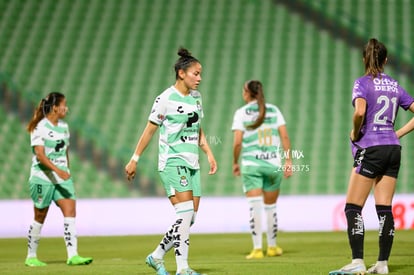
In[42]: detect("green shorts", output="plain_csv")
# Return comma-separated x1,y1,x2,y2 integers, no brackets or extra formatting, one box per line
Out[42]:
29,179,76,209
159,165,201,197
241,166,282,193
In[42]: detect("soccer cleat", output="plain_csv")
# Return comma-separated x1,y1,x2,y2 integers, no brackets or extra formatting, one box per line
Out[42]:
66,255,93,265
176,268,206,275
266,246,283,257
245,249,264,259
146,254,170,275
367,261,389,274
329,259,366,275
25,257,47,267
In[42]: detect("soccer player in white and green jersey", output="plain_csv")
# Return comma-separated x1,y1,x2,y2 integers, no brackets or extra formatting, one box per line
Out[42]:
125,48,217,275
232,80,292,260
25,92,92,267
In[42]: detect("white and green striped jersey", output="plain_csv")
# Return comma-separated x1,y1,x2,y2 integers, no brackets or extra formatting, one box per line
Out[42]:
29,118,70,184
232,101,286,168
149,86,203,171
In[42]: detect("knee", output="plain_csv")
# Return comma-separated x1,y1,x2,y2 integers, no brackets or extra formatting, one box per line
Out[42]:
34,208,48,223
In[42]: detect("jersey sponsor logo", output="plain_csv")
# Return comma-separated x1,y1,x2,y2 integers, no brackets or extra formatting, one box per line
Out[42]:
55,140,65,152
373,78,399,93
180,136,198,142
186,112,199,127
48,131,54,137
255,151,279,160
177,106,184,113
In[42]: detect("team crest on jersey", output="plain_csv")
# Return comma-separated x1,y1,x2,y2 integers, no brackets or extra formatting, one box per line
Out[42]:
157,114,165,120
196,100,202,111
180,176,188,187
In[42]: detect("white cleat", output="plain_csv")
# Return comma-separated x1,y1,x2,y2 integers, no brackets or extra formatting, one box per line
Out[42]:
367,261,389,274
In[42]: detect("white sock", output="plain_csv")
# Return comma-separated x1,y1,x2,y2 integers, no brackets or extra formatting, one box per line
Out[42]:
27,221,43,258
152,210,197,259
152,224,176,259
265,203,278,247
64,217,78,258
173,201,194,273
191,211,197,226
247,196,262,249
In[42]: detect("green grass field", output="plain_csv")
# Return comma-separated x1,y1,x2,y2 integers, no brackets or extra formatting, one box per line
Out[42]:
0,230,413,274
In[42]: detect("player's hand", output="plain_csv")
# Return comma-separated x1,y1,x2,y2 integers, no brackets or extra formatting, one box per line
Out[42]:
125,160,137,181
56,169,71,181
208,155,217,175
350,129,361,142
284,159,293,178
232,163,240,176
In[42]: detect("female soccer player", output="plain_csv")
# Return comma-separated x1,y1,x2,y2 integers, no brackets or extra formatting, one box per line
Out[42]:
125,48,217,275
232,80,292,259
332,38,414,274
25,92,93,267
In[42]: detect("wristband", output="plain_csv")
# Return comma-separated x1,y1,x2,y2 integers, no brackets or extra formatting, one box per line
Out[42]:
131,154,140,162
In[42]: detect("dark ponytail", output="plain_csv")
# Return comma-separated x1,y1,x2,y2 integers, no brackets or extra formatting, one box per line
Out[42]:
363,38,387,78
174,47,200,79
245,80,266,130
27,92,65,132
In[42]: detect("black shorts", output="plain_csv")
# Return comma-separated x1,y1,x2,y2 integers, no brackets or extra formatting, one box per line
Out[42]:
353,145,401,179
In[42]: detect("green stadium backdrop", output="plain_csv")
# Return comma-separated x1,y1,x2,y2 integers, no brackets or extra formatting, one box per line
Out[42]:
1,0,413,199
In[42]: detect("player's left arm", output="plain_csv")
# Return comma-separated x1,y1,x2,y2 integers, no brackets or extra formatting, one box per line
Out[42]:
351,97,366,141
278,124,292,178
199,127,217,175
396,102,414,138
66,148,70,168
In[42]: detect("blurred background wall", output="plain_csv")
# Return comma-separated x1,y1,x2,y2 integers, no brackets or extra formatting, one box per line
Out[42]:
1,0,413,200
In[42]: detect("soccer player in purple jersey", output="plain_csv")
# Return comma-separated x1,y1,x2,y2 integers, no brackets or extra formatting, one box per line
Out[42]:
330,39,414,275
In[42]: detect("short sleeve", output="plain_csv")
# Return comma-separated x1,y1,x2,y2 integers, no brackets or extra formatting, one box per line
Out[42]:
398,87,414,110
352,79,367,106
274,107,286,128
31,126,45,147
148,94,168,125
231,109,244,131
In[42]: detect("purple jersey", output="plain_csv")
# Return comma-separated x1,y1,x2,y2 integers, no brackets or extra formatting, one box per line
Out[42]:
351,73,414,155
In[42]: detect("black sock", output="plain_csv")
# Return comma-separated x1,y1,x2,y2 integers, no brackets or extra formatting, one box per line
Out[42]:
376,205,395,261
345,203,364,259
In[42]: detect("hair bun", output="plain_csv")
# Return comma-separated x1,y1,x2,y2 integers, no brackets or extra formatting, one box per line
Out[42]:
178,47,192,58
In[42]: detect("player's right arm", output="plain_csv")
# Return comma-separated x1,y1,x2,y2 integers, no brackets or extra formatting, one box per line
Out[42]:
231,109,244,177
125,121,159,181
